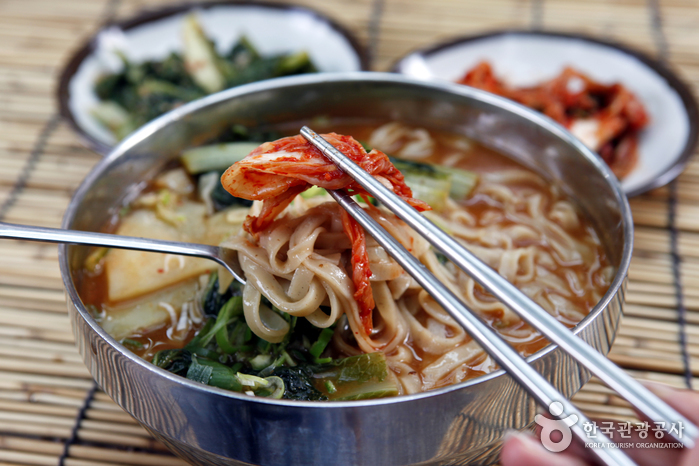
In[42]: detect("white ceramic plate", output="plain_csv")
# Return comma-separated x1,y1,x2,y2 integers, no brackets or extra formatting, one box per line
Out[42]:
393,31,698,196
58,1,367,154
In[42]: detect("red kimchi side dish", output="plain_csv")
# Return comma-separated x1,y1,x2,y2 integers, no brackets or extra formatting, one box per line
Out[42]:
77,123,613,401
458,61,649,179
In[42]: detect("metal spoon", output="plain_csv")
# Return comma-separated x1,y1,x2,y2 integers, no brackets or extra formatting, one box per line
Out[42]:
0,221,246,284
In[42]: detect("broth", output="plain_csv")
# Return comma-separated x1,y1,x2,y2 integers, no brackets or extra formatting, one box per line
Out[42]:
79,121,611,396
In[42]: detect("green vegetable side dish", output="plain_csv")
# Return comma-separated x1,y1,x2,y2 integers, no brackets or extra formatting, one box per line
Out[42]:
91,14,318,140
152,272,398,401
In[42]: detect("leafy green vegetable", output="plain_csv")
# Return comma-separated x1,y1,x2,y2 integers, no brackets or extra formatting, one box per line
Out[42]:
250,354,273,371
186,355,282,397
152,271,397,401
182,14,225,93
300,186,327,199
227,36,260,65
189,356,242,390
325,380,337,394
272,352,398,401
183,144,257,212
388,157,479,207
138,78,202,102
309,327,334,362
273,366,327,401
447,167,479,200
201,271,243,317
237,373,284,399
395,162,452,211
153,349,192,377
198,295,244,347
315,352,399,401
186,355,214,384
181,142,260,174
223,50,316,88
435,252,449,264
354,194,378,206
361,144,479,202
90,102,137,140
93,50,207,136
120,338,143,349
322,352,388,384
358,140,373,153
93,16,317,141
278,51,316,75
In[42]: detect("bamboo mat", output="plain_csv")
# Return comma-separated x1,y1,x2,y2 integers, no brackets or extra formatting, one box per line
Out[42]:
0,0,697,464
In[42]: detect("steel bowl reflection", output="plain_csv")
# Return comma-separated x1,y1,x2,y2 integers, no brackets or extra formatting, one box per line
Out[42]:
59,72,632,466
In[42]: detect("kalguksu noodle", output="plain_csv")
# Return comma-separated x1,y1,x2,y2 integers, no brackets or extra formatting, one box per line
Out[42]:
79,122,612,399
224,175,609,393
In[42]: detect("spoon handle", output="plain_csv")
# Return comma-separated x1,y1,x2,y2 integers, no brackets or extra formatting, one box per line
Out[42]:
0,221,219,259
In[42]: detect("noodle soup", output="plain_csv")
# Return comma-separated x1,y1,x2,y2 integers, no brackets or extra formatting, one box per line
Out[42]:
78,122,612,399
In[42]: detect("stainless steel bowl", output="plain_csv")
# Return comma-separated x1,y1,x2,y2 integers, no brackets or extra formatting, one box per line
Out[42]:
59,73,633,466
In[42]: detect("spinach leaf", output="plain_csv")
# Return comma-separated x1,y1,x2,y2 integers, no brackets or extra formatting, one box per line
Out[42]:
93,22,317,142
152,349,192,377
273,366,327,401
201,271,243,318
186,356,214,384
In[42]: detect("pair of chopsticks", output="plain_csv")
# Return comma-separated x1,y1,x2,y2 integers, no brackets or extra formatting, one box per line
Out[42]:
300,127,697,466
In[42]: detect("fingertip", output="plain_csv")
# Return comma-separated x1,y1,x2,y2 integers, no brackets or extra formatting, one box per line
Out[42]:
500,430,588,466
640,380,676,397
679,440,699,466
500,430,543,466
641,380,699,425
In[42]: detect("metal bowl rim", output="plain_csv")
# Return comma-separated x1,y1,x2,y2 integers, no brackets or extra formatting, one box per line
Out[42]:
59,71,634,409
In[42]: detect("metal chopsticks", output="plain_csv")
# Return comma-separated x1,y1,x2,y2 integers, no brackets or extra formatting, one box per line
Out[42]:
301,126,696,464
328,188,630,466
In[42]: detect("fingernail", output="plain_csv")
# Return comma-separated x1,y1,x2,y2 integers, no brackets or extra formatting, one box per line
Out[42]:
641,380,677,398
503,429,519,443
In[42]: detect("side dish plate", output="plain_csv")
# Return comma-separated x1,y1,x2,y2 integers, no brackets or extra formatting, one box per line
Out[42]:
57,1,368,155
393,30,699,197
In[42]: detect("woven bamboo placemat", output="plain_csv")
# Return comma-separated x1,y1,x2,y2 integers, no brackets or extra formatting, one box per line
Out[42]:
0,0,696,464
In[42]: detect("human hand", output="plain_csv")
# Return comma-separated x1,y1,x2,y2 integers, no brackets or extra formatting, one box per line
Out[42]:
500,382,699,466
